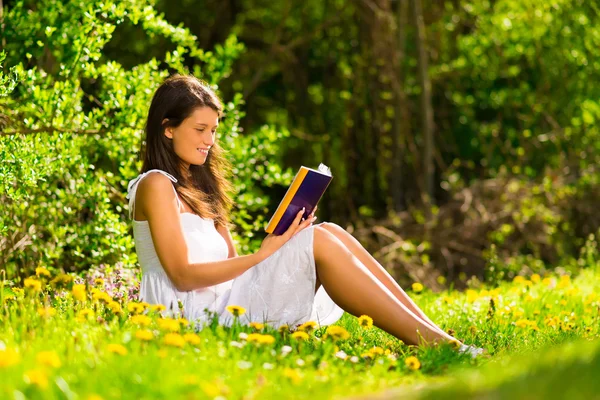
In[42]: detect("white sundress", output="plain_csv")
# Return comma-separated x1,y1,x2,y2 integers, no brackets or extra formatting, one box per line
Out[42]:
125,169,344,329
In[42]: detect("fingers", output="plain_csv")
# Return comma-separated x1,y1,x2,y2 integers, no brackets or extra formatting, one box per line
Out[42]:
285,208,306,238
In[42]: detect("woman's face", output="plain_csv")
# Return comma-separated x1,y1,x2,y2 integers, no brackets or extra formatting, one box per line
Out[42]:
163,107,219,169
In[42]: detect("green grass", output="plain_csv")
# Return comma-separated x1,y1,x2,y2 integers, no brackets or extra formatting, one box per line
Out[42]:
1,266,599,399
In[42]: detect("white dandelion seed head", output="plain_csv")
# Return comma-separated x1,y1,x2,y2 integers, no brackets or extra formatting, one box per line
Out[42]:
335,350,348,360
262,362,274,370
237,360,253,370
350,356,359,363
296,358,305,367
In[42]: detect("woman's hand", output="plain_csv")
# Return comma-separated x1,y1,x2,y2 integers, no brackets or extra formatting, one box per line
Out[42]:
258,206,318,260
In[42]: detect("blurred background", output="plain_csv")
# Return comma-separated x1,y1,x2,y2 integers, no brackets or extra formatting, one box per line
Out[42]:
1,0,599,289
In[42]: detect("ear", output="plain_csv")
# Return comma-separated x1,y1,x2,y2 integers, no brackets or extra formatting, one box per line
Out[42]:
162,118,173,139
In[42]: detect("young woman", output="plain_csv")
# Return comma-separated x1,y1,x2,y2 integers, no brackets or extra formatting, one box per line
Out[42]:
126,74,482,355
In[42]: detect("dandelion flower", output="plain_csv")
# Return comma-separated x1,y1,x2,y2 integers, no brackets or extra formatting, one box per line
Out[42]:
24,278,42,292
107,301,122,314
531,273,541,283
325,326,350,341
157,318,180,332
183,333,201,346
24,369,48,388
72,284,86,302
259,334,276,345
369,346,384,356
91,289,112,304
35,267,51,278
36,351,61,368
278,324,290,334
37,307,56,318
106,344,128,356
411,282,424,293
163,333,186,348
298,321,318,332
149,304,166,312
94,278,105,286
178,318,189,327
226,305,246,317
127,302,146,314
291,331,310,341
283,367,303,384
0,349,20,368
76,309,95,322
135,330,154,341
357,315,373,329
404,356,421,370
248,322,264,330
131,315,152,327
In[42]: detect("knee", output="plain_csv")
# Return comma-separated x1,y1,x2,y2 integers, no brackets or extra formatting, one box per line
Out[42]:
318,222,344,234
313,224,345,256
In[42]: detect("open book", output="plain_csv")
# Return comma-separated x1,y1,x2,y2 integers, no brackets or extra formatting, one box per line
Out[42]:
265,163,333,235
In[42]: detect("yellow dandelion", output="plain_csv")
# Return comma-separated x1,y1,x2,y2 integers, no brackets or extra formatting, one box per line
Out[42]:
226,305,246,317
106,344,128,356
248,322,265,330
131,314,152,327
37,307,56,318
35,267,51,278
24,369,48,388
325,326,350,341
514,319,530,328
76,309,95,322
72,284,86,302
36,351,61,368
24,278,42,292
513,276,526,284
86,395,104,400
298,321,318,332
178,318,189,327
135,330,154,341
585,327,593,333
183,333,201,346
149,304,166,312
50,274,73,288
0,349,20,368
278,324,290,334
94,278,105,286
163,333,186,348
369,346,384,356
357,315,373,329
405,356,421,370
469,325,478,334
291,331,310,341
107,301,122,314
283,367,303,384
91,289,112,303
127,302,146,314
531,273,541,283
157,318,180,332
466,289,479,303
449,340,461,350
259,334,276,345
411,282,424,293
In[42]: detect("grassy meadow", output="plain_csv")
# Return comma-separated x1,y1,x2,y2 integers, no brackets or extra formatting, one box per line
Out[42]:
1,262,599,400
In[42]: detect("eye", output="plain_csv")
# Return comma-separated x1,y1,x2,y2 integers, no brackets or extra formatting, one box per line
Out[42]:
196,128,205,133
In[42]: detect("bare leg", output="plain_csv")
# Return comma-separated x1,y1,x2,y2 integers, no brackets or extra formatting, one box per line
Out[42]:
312,225,458,346
315,222,449,338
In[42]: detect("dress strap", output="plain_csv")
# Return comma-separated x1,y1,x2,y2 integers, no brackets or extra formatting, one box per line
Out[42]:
126,169,183,220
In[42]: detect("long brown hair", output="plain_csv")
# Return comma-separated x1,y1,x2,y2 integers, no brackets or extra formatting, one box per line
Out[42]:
140,74,235,229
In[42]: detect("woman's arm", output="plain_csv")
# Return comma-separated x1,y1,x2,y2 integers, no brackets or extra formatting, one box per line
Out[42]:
215,223,239,258
136,173,266,292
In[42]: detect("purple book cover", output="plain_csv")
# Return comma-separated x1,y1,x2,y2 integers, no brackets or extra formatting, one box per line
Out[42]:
272,168,333,235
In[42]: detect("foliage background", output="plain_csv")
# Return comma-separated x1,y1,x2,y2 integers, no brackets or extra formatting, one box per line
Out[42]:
1,0,600,288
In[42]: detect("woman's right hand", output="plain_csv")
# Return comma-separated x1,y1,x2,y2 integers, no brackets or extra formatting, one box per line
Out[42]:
257,206,317,260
